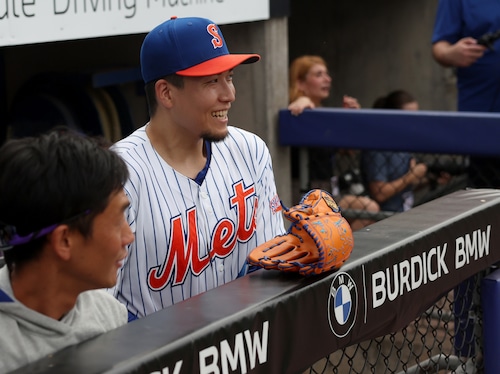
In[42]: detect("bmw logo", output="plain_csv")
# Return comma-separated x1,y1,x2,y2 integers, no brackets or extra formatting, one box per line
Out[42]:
328,271,358,337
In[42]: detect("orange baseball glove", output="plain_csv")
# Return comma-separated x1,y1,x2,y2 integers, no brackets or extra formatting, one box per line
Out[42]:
248,189,354,276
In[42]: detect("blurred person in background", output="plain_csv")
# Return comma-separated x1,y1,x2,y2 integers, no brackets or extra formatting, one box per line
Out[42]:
362,90,429,212
288,55,380,229
432,0,500,188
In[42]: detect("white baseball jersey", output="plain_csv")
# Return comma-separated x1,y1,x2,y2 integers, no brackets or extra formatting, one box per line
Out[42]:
109,125,285,318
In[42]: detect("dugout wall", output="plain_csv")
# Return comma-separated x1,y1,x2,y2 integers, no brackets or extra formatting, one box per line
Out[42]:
12,188,500,373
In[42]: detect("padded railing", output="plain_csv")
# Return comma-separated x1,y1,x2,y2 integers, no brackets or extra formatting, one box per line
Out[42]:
12,188,500,374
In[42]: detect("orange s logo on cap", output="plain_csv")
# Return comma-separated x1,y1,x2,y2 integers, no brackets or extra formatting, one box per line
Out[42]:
207,24,224,49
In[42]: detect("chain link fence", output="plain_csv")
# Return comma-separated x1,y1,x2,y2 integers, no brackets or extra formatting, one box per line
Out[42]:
304,271,489,374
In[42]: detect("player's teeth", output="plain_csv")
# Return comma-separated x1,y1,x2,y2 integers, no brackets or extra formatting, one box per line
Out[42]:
212,110,227,118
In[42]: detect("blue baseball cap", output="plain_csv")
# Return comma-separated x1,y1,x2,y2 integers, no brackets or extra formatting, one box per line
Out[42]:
140,16,261,83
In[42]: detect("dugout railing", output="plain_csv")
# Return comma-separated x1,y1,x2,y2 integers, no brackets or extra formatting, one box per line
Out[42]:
287,108,500,222
11,188,500,374
11,109,500,374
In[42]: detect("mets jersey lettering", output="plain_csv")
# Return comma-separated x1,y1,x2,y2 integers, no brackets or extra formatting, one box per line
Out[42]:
148,182,257,289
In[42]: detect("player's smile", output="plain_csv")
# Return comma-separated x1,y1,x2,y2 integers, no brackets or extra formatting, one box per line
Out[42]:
205,108,230,140
212,110,228,119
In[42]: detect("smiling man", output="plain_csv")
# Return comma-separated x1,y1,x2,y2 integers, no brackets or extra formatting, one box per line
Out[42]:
110,16,286,320
0,130,134,372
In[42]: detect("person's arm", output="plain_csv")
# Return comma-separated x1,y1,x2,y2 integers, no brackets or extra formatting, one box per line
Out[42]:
288,96,315,116
289,94,361,115
432,38,487,68
342,95,361,109
368,159,427,204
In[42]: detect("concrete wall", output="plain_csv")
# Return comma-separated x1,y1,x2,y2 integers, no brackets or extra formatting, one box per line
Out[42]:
288,0,457,111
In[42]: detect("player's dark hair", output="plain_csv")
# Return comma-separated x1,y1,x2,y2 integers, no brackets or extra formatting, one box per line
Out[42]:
0,128,129,268
145,74,184,117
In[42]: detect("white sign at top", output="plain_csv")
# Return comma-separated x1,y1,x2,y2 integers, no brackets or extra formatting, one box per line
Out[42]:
0,0,270,47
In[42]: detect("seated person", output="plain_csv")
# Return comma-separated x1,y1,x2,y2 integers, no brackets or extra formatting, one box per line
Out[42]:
0,129,134,372
288,55,380,229
362,90,428,212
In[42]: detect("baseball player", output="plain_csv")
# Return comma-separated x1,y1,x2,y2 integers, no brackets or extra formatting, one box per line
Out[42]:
109,16,286,320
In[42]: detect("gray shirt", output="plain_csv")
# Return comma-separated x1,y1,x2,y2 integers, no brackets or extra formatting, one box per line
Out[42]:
0,266,128,372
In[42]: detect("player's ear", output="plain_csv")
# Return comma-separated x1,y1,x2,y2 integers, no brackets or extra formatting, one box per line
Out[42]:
48,225,73,261
155,79,175,108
